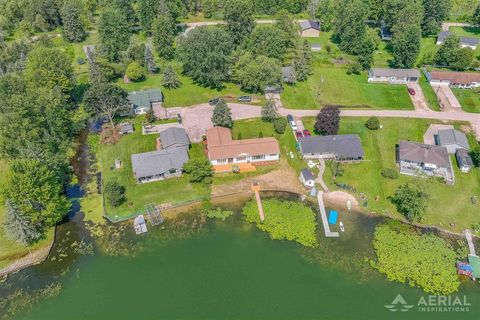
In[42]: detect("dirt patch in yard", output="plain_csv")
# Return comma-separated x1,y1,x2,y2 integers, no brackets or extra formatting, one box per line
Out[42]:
211,160,304,197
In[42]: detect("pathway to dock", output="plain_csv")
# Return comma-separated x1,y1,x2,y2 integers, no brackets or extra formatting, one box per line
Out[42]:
465,229,476,256
317,191,339,238
251,183,265,222
315,159,329,192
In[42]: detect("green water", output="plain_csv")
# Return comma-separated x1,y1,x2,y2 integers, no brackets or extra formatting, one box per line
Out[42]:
3,197,480,320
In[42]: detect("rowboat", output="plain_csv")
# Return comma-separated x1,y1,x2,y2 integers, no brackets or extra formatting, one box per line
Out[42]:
339,221,345,232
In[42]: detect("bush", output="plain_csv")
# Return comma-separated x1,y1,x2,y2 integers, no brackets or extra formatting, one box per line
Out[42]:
104,181,126,207
204,207,234,221
203,176,212,184
183,159,214,183
365,116,380,130
381,168,399,179
273,117,288,134
125,61,145,81
232,165,240,173
346,62,361,75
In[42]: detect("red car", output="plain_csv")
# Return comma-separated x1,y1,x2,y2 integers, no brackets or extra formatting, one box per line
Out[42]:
408,87,416,95
303,129,311,137
295,131,304,139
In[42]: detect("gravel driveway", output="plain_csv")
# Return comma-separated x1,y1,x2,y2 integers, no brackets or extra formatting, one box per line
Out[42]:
432,85,463,112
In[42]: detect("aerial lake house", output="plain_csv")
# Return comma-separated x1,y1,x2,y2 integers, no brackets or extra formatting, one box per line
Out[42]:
436,31,479,50
127,88,164,115
298,135,364,161
205,127,280,172
368,68,420,84
397,140,454,184
427,70,480,88
299,20,320,37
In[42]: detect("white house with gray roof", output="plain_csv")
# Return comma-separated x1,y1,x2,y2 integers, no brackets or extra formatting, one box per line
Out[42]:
298,135,364,161
299,20,320,37
436,31,479,50
131,148,189,184
397,141,454,184
436,128,470,154
368,68,420,84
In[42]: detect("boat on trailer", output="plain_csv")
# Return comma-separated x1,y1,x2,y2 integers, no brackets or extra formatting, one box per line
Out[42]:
339,221,345,232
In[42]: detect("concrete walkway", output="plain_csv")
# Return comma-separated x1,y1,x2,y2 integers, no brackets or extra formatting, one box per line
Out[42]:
465,229,477,256
315,159,329,192
317,191,339,238
431,85,463,112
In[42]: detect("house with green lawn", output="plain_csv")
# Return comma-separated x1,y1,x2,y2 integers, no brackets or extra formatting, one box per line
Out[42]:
127,88,163,115
368,68,420,84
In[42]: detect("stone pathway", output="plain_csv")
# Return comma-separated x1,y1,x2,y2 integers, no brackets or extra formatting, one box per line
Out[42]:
315,159,329,192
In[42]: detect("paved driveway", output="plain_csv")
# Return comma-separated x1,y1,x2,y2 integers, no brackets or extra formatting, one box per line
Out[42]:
432,85,463,112
408,83,431,111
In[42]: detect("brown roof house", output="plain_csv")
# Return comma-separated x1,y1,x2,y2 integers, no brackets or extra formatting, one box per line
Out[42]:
205,127,280,172
397,141,454,184
428,71,480,88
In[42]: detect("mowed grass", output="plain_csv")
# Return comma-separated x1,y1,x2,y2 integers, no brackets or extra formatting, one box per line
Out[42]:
449,26,480,38
302,117,480,232
97,122,209,220
419,73,441,111
281,64,414,110
0,161,55,268
452,88,480,113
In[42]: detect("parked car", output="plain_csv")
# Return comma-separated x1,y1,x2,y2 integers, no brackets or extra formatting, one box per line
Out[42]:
407,88,416,95
295,131,304,139
208,98,220,106
287,114,294,123
291,122,298,130
303,129,311,137
238,96,252,102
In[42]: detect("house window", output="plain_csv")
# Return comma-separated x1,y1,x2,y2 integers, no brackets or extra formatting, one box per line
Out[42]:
236,156,247,161
270,154,277,157
252,155,265,161
216,158,227,164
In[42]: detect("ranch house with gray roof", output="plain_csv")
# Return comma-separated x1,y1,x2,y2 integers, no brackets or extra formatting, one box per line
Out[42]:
298,135,364,161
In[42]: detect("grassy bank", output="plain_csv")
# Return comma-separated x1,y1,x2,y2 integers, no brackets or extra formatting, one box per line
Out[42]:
302,117,480,231
452,88,480,113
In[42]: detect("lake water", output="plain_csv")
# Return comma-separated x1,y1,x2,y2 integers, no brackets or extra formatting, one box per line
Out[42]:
2,193,479,320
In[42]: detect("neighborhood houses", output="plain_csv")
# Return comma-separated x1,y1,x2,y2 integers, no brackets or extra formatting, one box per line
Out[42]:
367,68,420,84
427,70,480,88
127,88,164,115
436,31,479,50
297,135,364,162
205,127,280,172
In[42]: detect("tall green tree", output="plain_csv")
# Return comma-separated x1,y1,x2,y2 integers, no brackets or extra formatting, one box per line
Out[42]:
390,183,429,221
177,26,234,88
151,8,176,59
60,1,86,43
183,159,213,183
224,0,255,45
316,0,336,31
4,199,44,245
112,0,137,27
421,0,451,36
435,35,460,65
211,99,233,128
233,53,281,93
3,159,70,228
98,7,131,62
293,40,312,81
145,46,157,73
83,83,129,126
245,25,289,60
333,0,368,55
162,65,181,88
473,3,480,26
391,23,422,68
451,47,474,70
24,47,74,95
138,0,160,31
274,9,298,47
261,99,278,122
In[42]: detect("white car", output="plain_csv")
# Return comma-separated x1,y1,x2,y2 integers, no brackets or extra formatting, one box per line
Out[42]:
289,151,295,159
290,121,297,130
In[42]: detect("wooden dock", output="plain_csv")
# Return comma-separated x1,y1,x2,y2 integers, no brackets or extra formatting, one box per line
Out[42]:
317,191,339,238
251,183,265,222
465,229,476,256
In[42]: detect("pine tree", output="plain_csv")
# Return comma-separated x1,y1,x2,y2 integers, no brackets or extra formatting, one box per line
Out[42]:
61,1,86,42
151,2,176,59
261,99,278,122
4,199,44,245
293,40,312,82
162,65,181,89
145,46,157,73
211,99,233,128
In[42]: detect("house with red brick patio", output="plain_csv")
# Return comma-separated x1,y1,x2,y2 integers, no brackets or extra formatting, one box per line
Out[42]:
205,127,280,172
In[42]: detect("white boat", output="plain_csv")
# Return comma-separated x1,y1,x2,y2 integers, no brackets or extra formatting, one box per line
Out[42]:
339,221,345,232
346,200,352,211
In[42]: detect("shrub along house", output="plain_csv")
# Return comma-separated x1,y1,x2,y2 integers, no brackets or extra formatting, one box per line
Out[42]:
367,68,420,84
205,127,280,172
436,31,479,50
297,135,364,162
427,71,480,89
127,88,163,115
397,140,454,184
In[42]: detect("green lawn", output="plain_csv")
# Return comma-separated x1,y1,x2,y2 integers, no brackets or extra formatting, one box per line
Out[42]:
0,161,55,268
282,64,414,110
452,88,480,113
449,26,480,38
97,122,209,220
418,73,441,111
301,117,480,232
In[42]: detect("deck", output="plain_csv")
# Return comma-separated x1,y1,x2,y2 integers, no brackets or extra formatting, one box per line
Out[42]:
317,191,339,238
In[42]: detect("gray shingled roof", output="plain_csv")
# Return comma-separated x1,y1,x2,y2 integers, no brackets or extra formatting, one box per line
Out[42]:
128,89,163,108
119,123,134,134
437,129,470,150
159,127,189,149
298,135,364,159
370,68,420,78
301,168,315,181
131,148,189,180
300,20,320,31
437,31,480,47
398,141,450,167
456,149,473,167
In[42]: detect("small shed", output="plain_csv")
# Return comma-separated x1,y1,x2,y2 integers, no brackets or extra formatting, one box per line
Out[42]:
437,129,470,154
119,123,134,135
115,159,122,169
456,149,473,173
310,43,321,52
300,168,315,188
134,215,148,235
264,85,282,94
299,20,320,38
